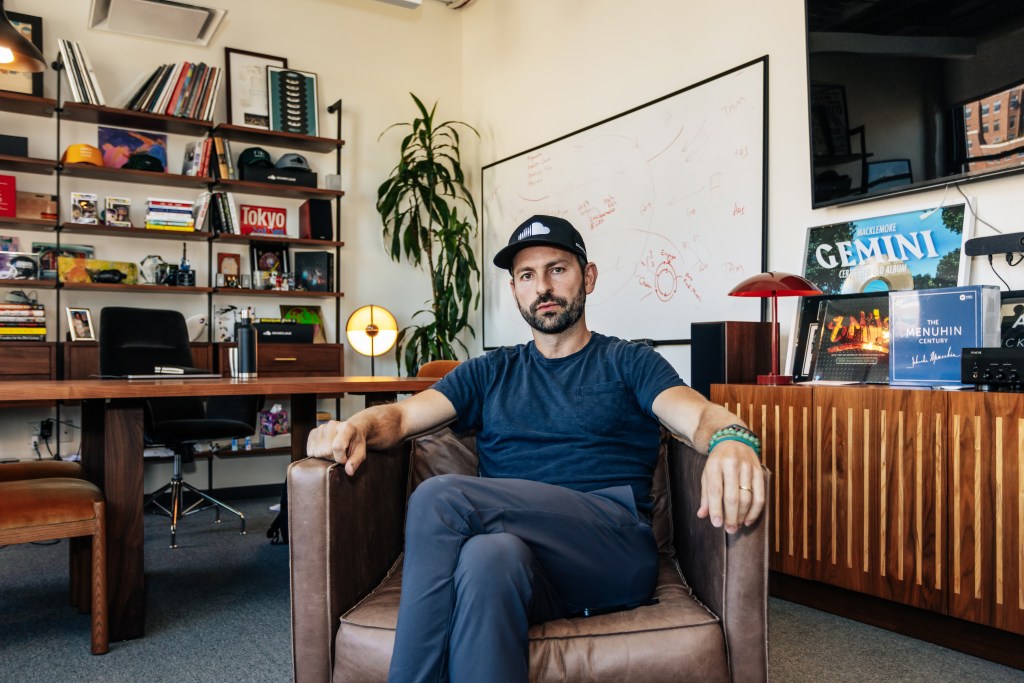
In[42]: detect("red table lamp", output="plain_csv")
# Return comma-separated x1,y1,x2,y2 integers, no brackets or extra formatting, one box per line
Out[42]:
728,271,821,385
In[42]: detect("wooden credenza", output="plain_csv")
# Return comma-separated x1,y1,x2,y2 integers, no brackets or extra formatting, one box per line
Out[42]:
712,383,1024,642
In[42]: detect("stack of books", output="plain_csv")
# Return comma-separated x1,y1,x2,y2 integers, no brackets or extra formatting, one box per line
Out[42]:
0,302,46,341
125,62,223,121
57,39,105,106
146,198,195,231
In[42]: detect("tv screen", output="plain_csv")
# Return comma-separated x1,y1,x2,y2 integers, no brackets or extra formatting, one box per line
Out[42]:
805,0,1024,207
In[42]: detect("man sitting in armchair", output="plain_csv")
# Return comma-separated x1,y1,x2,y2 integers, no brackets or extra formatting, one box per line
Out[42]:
306,214,765,683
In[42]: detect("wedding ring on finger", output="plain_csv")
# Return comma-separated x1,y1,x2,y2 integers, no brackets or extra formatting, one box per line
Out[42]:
739,485,753,493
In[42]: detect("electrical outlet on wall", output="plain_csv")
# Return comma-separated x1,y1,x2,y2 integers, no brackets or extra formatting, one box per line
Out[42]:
28,421,41,436
60,421,76,444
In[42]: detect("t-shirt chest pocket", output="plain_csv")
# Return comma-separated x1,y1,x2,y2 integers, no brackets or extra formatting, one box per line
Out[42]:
575,381,629,435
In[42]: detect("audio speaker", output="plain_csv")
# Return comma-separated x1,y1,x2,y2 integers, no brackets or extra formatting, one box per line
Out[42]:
300,199,333,240
690,321,773,398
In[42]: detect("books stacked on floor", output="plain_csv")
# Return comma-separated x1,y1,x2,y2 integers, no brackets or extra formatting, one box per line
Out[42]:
146,198,195,232
0,303,46,341
125,62,223,121
57,39,105,106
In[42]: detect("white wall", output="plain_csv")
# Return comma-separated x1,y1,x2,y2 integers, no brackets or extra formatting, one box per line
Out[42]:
458,0,1024,378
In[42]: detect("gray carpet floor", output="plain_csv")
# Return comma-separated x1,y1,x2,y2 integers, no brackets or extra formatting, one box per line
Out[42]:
1,496,1021,682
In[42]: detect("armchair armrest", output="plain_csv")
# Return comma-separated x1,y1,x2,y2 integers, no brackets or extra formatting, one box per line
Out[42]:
668,436,769,683
288,444,410,683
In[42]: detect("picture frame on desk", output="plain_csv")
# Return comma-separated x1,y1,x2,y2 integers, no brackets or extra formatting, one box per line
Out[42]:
0,12,43,97
66,307,95,342
225,48,287,130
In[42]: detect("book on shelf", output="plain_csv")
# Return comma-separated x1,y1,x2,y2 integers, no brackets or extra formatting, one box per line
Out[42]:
57,39,104,105
888,285,1000,386
193,192,213,231
0,302,44,310
0,174,14,218
124,62,222,121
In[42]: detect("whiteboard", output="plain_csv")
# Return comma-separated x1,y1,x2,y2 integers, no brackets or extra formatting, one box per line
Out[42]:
481,58,768,348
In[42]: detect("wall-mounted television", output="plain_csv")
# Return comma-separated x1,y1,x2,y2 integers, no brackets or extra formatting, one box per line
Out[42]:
805,0,1024,208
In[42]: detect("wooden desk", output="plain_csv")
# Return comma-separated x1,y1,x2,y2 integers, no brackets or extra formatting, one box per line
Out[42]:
0,376,435,641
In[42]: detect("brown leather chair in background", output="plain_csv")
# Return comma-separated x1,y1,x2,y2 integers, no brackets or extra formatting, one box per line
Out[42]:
288,429,769,682
415,359,460,378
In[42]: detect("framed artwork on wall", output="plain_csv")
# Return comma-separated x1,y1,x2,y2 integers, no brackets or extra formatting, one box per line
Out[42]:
0,12,44,97
225,48,288,130
268,67,319,137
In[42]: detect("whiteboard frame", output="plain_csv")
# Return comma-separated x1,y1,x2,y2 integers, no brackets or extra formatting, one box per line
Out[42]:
480,57,769,349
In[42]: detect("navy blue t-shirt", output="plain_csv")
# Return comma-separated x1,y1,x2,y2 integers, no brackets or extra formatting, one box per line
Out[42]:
432,333,687,511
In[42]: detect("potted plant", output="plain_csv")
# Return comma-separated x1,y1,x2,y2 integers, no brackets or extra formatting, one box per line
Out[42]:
376,93,480,375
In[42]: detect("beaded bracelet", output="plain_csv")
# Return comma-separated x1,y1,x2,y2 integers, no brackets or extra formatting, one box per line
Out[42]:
708,424,761,456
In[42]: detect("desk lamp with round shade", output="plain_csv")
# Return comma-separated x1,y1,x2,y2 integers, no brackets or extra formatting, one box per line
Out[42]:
346,305,398,376
728,271,821,385
0,1,46,72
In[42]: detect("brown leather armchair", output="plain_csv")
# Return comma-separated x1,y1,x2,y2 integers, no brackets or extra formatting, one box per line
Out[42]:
288,429,769,682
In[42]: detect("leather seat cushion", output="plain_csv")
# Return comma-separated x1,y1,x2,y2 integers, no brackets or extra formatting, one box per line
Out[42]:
0,460,85,482
0,478,103,530
333,556,729,682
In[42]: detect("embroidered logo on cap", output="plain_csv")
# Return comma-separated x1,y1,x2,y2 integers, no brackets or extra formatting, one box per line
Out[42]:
515,221,551,242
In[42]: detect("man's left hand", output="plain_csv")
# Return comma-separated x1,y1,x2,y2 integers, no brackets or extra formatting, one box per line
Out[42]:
696,441,764,534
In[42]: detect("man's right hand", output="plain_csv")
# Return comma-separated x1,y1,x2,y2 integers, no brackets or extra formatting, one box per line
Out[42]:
306,420,367,476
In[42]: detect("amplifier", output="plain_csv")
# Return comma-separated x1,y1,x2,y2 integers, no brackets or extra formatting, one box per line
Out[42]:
961,347,1024,390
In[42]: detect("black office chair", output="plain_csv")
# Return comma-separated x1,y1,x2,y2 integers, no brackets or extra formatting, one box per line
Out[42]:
99,307,261,548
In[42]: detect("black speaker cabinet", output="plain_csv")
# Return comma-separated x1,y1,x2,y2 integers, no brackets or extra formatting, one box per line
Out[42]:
300,199,333,240
690,321,773,398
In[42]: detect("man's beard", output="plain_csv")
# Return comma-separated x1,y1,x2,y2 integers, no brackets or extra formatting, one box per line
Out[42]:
517,281,586,334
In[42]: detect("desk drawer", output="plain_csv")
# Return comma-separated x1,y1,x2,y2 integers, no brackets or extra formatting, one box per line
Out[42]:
0,342,56,380
259,344,343,376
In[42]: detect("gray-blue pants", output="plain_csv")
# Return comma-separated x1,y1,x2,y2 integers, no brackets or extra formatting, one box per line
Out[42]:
387,474,659,683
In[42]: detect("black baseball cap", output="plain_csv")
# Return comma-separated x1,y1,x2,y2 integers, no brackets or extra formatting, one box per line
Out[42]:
493,215,588,270
238,147,272,169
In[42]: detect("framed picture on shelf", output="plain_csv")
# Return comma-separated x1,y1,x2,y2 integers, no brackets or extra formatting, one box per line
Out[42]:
0,252,39,280
0,12,43,97
787,291,889,383
225,48,287,130
999,289,1024,348
250,243,288,274
281,304,327,343
216,252,241,276
268,66,319,136
97,127,168,172
31,242,94,280
66,307,96,342
293,251,333,292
